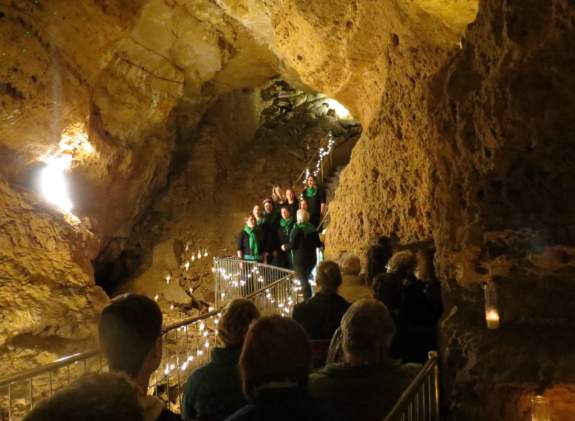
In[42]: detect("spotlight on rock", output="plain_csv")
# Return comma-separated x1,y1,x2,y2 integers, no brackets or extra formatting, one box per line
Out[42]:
40,155,74,213
325,99,351,119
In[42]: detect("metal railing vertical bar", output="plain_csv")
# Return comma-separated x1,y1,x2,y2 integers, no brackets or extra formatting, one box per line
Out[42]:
383,351,440,421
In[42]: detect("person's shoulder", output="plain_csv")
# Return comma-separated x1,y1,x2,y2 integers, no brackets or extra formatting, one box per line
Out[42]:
292,300,306,315
224,404,256,421
399,362,423,376
157,408,181,421
184,361,214,389
334,294,351,307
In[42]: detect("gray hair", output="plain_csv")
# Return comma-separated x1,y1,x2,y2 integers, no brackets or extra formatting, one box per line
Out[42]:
341,255,361,276
315,261,342,294
296,209,310,224
341,299,396,364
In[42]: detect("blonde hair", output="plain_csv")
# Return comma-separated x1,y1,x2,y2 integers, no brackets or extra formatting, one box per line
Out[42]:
272,185,285,203
296,209,310,224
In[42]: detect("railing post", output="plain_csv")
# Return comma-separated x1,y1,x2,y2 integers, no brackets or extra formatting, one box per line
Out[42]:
429,350,439,421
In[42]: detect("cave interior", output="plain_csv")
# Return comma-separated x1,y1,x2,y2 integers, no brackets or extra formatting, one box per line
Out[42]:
1,0,575,419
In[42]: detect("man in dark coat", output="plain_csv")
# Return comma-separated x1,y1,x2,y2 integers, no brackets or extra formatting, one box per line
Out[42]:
277,206,296,268
309,299,420,421
292,260,350,340
98,294,180,421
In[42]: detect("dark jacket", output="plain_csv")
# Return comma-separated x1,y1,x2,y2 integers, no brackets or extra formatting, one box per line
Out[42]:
286,200,299,218
286,226,322,269
225,386,346,421
183,346,245,420
237,227,264,260
309,360,421,421
292,293,350,340
276,219,296,268
303,187,326,218
374,274,438,363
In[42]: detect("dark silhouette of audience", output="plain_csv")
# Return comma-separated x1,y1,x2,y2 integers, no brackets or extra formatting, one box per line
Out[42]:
366,236,395,286
98,294,180,421
24,372,144,421
309,299,420,421
225,315,345,421
292,260,350,367
373,250,441,363
23,240,443,421
183,299,260,421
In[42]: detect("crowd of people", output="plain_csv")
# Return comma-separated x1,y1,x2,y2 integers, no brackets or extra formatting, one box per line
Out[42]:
25,171,444,421
25,236,442,421
237,175,326,300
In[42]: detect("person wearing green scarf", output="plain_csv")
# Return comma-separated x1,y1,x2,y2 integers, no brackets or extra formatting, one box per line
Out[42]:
304,175,326,227
277,207,296,269
281,209,323,300
252,205,272,263
237,215,264,262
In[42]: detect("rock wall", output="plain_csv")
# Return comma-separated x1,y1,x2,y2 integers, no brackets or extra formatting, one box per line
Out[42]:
0,0,277,372
0,179,108,373
226,0,575,419
430,1,575,419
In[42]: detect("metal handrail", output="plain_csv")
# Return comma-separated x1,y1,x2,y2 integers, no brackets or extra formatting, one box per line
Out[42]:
0,312,220,390
0,350,100,389
383,351,440,421
0,259,301,420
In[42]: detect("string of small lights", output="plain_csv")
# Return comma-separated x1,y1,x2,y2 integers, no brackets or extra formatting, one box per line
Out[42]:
153,246,210,303
303,131,336,183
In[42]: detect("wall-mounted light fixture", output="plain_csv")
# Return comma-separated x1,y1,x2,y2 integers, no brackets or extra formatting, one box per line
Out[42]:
531,395,550,421
484,281,500,329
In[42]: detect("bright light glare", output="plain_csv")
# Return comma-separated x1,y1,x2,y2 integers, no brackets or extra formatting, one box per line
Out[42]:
325,99,351,119
40,155,73,212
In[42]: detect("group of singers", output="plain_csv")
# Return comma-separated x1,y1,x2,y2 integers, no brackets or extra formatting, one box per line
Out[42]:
236,175,327,300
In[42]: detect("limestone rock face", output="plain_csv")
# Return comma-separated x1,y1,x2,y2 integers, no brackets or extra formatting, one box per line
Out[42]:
0,179,108,373
0,0,277,373
429,1,575,419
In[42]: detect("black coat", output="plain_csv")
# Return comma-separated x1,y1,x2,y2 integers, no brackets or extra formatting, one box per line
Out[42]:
303,187,326,218
225,386,345,421
292,293,350,340
236,227,264,258
285,226,322,269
